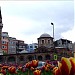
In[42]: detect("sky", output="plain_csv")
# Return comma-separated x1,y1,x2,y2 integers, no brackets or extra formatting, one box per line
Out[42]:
0,0,74,44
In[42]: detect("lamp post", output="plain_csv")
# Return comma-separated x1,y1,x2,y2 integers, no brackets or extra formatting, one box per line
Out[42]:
51,22,54,41
51,22,56,53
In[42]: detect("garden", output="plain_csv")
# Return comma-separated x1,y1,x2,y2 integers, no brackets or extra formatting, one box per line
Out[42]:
0,57,75,75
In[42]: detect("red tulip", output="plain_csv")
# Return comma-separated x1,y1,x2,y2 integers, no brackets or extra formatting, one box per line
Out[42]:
30,67,35,71
1,69,6,75
25,62,32,69
8,66,16,74
31,60,38,68
33,69,41,75
53,57,72,75
0,64,2,67
0,69,6,75
53,67,62,75
69,57,75,75
61,57,72,75
41,65,45,70
18,66,22,71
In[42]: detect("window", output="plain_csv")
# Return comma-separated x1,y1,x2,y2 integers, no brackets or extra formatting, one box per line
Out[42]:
35,46,37,48
3,37,5,39
2,46,4,49
2,46,7,49
38,40,39,43
48,40,50,44
2,41,6,44
42,40,44,44
30,46,33,48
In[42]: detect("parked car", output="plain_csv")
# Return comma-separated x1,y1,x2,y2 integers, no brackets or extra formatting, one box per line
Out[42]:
37,61,46,69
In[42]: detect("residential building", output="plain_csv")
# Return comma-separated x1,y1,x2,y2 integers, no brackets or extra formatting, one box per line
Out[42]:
0,7,3,55
54,39,73,50
27,43,38,52
8,37,16,54
16,40,26,53
73,42,75,57
2,32,9,54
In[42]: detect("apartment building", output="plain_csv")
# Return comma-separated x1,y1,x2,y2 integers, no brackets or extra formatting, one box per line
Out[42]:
27,43,38,52
16,40,26,53
8,37,16,54
2,32,9,54
54,39,73,50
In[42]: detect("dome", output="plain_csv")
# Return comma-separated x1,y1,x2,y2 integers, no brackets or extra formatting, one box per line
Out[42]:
40,33,51,38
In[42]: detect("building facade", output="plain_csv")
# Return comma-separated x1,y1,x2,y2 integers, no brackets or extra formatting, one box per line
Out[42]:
54,39,73,50
2,32,9,54
8,37,16,54
16,40,26,53
73,42,75,57
38,33,53,48
0,33,74,64
27,43,38,52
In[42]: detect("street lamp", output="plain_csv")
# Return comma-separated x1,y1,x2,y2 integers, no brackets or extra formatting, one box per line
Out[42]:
51,22,56,53
51,22,54,40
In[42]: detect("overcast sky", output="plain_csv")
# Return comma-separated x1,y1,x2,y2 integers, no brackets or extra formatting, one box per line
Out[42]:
0,0,74,44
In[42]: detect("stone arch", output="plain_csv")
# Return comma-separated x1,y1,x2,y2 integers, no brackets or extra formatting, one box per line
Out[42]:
38,56,43,61
7,56,15,62
27,55,33,61
45,54,50,60
19,56,24,61
0,56,3,62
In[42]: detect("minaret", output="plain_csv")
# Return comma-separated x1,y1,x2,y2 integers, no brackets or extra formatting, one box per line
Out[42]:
0,7,3,55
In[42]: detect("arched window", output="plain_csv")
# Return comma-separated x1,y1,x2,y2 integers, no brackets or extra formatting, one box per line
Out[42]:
38,56,42,61
19,56,24,61
8,56,15,62
45,55,50,60
0,56,3,62
28,56,33,61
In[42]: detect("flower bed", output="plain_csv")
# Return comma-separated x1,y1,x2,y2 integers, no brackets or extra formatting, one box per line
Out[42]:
0,57,75,75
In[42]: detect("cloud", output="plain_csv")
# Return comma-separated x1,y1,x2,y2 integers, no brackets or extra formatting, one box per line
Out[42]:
61,26,75,43
0,0,74,44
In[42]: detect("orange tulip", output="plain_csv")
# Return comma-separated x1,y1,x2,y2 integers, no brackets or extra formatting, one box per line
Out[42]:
46,63,51,68
69,57,75,75
33,69,41,75
31,60,38,68
2,66,9,70
44,66,49,71
30,67,35,71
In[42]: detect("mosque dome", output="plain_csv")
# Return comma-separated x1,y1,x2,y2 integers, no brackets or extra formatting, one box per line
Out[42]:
40,33,51,38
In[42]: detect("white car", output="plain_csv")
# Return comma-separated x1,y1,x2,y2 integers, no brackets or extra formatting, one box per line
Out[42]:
37,61,46,69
